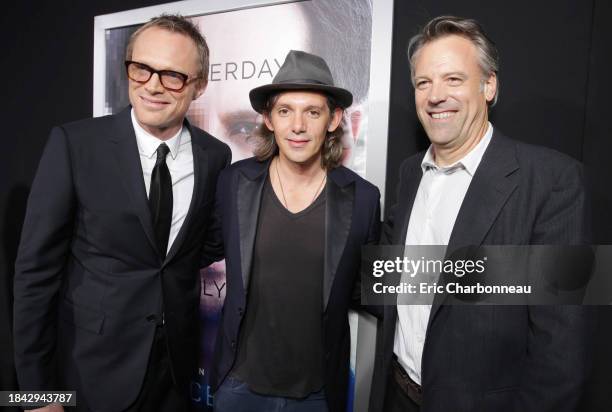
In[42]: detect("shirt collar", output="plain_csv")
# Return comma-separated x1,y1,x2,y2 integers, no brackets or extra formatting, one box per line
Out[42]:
131,108,183,160
421,122,494,176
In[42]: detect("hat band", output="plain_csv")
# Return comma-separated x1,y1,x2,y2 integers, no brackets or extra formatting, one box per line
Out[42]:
274,78,330,86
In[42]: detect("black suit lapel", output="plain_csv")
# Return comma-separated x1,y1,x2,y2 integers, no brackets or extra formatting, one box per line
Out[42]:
427,133,519,327
323,170,354,311
109,109,158,255
164,131,208,264
448,134,519,250
237,162,268,292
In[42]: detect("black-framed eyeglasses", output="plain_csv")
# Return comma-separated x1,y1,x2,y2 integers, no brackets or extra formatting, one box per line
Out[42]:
125,60,201,92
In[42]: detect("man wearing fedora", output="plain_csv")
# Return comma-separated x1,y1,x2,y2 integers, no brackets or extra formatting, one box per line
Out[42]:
209,50,381,411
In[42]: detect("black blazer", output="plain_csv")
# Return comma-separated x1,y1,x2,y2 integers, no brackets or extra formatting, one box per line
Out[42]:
369,131,593,412
209,157,380,412
13,107,231,412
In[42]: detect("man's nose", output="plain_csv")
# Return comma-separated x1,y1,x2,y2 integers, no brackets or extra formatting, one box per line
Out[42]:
292,114,306,133
144,72,165,94
427,81,447,105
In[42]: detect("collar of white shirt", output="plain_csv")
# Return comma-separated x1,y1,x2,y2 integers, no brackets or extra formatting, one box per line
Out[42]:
421,122,494,176
130,108,183,161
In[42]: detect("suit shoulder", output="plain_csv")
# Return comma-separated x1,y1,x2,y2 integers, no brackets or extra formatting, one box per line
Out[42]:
490,134,585,195
398,151,426,174
228,156,259,169
499,135,583,176
58,113,116,139
334,166,380,197
514,139,580,168
220,157,266,178
189,125,231,155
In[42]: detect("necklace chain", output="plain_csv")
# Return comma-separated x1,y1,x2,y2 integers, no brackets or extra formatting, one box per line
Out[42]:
275,158,326,210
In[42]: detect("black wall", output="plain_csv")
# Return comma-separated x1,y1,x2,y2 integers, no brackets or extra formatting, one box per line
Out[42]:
1,0,610,409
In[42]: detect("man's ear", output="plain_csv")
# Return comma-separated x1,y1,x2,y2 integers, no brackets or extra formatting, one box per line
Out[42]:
263,112,274,132
327,108,343,132
483,73,497,103
193,79,207,100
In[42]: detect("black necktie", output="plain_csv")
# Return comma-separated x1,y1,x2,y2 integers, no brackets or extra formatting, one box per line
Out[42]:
149,143,173,257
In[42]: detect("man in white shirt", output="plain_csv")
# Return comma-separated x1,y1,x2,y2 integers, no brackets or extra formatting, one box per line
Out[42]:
370,15,591,412
13,15,230,412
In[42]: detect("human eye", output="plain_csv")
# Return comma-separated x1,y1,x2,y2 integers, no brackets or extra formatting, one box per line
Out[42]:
447,76,464,86
308,109,321,118
127,62,153,81
227,121,257,139
415,79,430,90
163,70,184,80
134,62,151,73
160,70,187,89
277,108,290,116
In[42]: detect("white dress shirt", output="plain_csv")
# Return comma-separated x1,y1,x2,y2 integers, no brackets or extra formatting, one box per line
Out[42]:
131,109,194,254
394,122,494,385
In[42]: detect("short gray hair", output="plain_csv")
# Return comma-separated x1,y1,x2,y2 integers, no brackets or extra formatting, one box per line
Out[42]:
408,16,499,106
126,14,209,84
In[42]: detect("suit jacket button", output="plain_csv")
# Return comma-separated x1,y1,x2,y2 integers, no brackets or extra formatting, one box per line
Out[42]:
237,307,243,316
231,340,236,349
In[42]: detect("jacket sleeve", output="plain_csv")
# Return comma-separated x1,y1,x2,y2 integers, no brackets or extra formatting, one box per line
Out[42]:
381,159,411,246
201,148,231,268
13,126,76,390
351,187,383,318
517,160,594,412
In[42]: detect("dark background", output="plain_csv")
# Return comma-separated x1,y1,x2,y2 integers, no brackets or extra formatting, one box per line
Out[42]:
1,0,610,410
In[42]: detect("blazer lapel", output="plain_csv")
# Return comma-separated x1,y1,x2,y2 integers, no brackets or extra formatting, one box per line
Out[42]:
237,161,268,292
427,133,520,327
109,108,158,255
164,126,208,264
323,169,354,311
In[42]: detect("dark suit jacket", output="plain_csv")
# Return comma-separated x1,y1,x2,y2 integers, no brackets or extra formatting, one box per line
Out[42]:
370,131,593,412
13,107,231,412
209,157,380,412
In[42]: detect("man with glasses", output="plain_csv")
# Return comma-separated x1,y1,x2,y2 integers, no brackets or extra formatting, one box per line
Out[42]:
13,14,230,412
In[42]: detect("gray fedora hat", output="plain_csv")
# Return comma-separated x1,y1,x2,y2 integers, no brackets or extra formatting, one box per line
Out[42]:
249,50,353,113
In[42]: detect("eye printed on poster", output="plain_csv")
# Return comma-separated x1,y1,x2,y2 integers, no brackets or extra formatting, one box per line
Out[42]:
94,1,393,410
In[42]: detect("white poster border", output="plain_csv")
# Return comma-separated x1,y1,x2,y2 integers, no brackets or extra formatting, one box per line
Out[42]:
93,0,391,197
